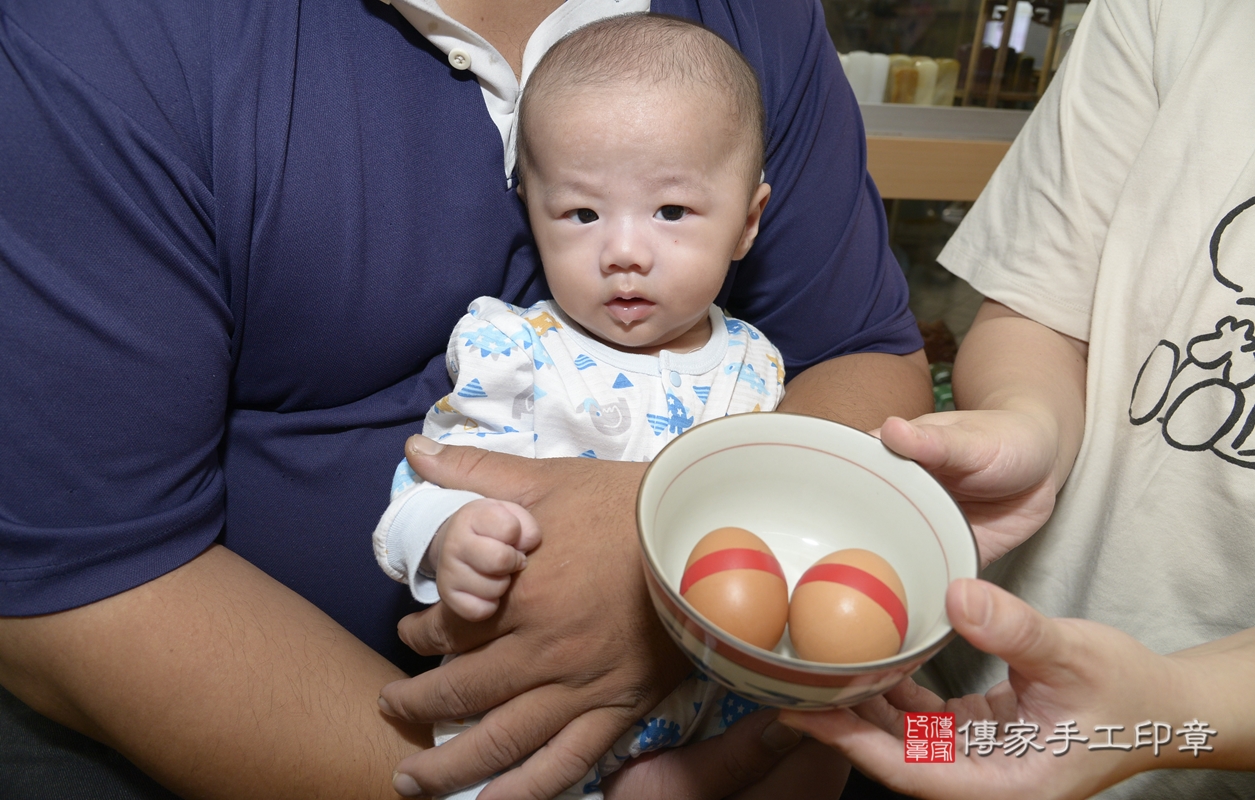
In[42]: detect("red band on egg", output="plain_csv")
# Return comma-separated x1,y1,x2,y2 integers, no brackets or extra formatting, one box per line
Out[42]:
796,564,908,644
680,548,786,595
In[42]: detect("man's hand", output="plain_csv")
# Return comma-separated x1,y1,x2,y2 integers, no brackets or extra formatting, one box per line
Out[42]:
380,435,696,799
779,579,1185,800
604,709,847,799
431,498,542,622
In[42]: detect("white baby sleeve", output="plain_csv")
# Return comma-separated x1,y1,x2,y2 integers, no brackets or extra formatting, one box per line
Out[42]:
373,300,541,602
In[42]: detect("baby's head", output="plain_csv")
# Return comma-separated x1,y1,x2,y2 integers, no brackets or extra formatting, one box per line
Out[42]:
517,14,771,355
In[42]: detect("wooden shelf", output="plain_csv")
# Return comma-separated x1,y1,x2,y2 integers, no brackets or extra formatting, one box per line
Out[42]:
860,105,1030,201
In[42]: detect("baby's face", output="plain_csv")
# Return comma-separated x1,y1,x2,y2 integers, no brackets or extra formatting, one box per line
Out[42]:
520,82,769,355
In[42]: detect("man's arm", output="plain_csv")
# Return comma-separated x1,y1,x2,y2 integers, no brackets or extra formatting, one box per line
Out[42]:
778,349,933,430
0,545,429,799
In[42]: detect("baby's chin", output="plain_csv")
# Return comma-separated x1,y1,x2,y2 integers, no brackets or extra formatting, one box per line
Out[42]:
591,320,710,356
580,320,669,355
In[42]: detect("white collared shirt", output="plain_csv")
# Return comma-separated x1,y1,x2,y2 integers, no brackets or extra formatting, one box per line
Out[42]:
383,0,651,179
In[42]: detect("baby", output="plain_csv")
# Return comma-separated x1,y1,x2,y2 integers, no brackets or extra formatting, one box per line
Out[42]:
374,13,785,799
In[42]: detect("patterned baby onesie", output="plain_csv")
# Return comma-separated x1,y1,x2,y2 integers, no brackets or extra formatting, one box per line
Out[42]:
373,296,786,798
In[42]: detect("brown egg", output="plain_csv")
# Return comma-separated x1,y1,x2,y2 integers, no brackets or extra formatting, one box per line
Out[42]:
788,548,908,664
680,527,788,651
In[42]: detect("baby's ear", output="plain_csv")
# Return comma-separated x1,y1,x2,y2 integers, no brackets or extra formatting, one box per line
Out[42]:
733,182,772,260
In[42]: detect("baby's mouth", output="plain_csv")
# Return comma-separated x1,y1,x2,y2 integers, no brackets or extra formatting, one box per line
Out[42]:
605,296,655,324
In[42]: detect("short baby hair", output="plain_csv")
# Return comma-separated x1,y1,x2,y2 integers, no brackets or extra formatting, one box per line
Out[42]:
517,13,765,188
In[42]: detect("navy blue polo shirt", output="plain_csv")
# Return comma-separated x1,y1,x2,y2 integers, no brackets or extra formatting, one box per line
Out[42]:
0,0,920,669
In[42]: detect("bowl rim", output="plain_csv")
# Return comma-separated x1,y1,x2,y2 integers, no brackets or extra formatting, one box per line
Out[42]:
636,412,980,676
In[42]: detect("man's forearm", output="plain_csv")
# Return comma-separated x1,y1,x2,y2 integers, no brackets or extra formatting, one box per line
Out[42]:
778,349,933,431
0,544,429,799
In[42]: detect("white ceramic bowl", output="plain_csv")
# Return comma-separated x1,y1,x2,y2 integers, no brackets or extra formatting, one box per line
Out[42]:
637,412,978,709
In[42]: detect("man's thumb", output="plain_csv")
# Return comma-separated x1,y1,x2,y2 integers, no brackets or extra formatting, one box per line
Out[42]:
405,434,445,461
405,434,528,498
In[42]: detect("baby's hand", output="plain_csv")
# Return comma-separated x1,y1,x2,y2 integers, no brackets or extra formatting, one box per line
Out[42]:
429,498,542,621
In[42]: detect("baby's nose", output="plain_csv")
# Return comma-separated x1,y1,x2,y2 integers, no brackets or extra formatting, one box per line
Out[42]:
602,218,654,273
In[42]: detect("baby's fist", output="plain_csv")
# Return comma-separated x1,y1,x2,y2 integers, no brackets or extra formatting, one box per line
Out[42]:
433,499,542,621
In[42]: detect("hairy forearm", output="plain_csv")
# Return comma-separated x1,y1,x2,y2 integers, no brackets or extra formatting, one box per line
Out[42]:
0,545,430,799
778,349,933,432
953,300,1088,487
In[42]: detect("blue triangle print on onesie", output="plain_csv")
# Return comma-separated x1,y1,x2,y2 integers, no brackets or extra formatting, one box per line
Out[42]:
612,373,634,389
693,385,711,403
645,414,669,436
457,378,488,398
579,450,597,458
574,354,597,370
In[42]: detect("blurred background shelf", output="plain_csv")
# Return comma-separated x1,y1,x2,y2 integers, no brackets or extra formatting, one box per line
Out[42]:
818,1,1089,357
862,105,1029,200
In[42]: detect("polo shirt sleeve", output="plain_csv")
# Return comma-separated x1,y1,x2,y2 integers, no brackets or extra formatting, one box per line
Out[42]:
0,3,227,614
937,0,1159,340
716,0,923,376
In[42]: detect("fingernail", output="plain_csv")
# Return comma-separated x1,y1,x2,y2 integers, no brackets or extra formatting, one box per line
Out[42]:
392,771,422,797
960,580,992,627
407,435,443,457
378,695,397,717
761,719,803,752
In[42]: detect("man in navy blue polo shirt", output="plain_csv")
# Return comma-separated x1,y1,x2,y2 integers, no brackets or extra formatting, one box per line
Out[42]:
0,0,931,796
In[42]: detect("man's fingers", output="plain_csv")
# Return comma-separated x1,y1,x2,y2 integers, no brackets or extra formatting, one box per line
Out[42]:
728,738,850,800
947,579,1070,683
407,435,541,503
381,629,536,722
395,598,506,658
480,706,636,800
393,684,596,797
605,710,799,800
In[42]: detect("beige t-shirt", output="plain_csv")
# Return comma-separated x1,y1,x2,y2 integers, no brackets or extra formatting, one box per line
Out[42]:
934,0,1255,796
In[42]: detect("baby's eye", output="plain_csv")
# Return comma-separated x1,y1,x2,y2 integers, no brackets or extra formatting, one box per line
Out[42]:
569,208,599,224
655,205,688,221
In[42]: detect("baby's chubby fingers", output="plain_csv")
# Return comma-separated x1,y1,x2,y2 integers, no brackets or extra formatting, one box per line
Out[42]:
450,520,531,580
468,498,542,554
443,588,504,622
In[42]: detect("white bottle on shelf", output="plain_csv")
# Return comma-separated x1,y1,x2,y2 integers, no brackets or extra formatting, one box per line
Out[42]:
866,53,889,105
